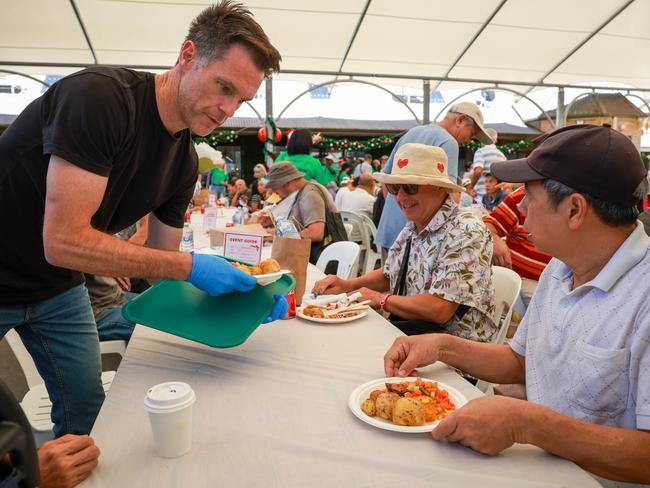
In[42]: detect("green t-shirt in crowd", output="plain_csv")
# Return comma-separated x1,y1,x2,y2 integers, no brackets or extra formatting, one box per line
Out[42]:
210,167,227,186
275,152,329,186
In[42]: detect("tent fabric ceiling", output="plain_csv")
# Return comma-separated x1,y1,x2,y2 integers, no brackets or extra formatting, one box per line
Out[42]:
1,0,649,93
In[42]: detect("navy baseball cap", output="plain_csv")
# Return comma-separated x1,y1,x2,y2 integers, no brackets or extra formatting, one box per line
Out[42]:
490,124,647,206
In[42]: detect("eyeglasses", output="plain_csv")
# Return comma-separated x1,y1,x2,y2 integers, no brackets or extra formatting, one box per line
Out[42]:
385,183,419,195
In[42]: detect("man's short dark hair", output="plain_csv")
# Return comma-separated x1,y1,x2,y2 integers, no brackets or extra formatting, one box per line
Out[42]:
185,0,281,76
484,172,500,183
543,179,640,227
287,129,312,156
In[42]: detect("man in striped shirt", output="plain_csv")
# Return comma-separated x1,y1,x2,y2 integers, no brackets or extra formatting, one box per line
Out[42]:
483,187,551,306
470,128,507,203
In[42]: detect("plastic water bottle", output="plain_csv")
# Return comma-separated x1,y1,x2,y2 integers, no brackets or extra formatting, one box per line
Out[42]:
180,213,194,252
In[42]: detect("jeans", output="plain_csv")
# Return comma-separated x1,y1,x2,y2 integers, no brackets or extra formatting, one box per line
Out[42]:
95,291,137,342
0,285,104,437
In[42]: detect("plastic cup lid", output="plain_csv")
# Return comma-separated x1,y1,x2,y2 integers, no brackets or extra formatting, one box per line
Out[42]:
144,381,195,413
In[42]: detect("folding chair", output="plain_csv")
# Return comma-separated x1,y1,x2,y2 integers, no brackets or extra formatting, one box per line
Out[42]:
475,266,522,394
340,210,376,276
315,241,361,279
3,329,125,446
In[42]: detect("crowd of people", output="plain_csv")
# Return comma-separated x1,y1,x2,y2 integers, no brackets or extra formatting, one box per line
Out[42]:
1,1,649,487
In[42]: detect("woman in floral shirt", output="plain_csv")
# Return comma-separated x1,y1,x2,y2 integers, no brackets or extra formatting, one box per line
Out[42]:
313,143,496,342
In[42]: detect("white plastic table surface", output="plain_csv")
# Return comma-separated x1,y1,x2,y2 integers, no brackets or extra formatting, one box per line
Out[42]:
79,266,599,488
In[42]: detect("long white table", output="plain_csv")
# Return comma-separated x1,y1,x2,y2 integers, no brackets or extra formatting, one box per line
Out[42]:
80,266,598,487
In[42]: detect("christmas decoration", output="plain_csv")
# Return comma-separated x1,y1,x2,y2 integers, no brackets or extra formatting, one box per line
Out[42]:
462,139,536,154
317,135,396,152
257,126,283,143
192,130,239,148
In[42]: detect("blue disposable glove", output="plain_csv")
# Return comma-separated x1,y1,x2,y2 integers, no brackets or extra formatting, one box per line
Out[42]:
263,294,289,323
187,254,256,296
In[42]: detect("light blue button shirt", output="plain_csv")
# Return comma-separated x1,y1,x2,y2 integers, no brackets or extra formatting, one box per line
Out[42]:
375,124,459,250
512,222,650,428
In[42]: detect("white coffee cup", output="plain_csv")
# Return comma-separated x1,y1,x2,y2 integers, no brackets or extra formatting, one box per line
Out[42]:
144,381,196,458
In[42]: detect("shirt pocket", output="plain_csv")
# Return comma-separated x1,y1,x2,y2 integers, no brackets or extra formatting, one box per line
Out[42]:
569,342,630,419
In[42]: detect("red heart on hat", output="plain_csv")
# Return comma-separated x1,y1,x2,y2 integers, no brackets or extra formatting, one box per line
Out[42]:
437,163,445,173
397,158,408,168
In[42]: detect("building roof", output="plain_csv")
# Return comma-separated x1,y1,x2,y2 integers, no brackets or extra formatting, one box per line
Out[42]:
527,93,647,122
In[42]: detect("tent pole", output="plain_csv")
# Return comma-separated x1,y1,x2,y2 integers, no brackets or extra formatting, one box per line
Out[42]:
556,87,566,128
265,78,274,166
423,80,431,125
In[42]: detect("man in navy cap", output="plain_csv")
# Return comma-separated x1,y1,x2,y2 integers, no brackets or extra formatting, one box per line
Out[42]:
383,125,650,486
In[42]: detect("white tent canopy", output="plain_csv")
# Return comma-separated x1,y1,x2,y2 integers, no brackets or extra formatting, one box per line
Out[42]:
2,0,650,95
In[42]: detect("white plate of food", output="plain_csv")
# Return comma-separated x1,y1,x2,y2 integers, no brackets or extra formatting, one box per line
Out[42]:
296,306,368,323
348,377,467,433
229,259,290,285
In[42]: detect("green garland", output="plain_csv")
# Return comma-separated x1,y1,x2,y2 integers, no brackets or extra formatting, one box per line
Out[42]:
463,139,535,154
318,135,395,152
192,130,239,148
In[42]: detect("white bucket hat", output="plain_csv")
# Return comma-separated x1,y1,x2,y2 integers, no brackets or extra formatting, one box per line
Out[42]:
374,143,465,193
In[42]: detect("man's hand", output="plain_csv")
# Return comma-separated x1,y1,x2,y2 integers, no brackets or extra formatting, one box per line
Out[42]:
383,335,442,377
432,396,524,455
263,294,288,323
311,275,351,295
351,287,383,309
492,236,512,268
187,254,256,296
114,277,131,292
38,434,100,488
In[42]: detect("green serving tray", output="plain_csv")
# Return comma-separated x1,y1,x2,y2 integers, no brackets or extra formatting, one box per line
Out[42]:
122,274,295,348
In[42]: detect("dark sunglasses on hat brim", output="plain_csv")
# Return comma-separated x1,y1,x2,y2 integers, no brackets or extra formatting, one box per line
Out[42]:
385,183,419,195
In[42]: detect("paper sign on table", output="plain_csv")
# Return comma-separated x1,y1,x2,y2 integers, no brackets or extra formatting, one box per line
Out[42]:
209,223,268,247
223,233,263,264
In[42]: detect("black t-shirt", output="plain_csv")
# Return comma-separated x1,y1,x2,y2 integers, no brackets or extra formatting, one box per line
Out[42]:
0,67,198,305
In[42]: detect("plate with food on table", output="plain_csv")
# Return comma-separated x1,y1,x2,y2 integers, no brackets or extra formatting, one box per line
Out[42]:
297,292,370,323
348,377,467,433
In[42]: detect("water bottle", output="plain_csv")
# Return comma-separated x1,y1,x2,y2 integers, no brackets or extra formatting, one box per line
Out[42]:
180,213,194,252
232,207,243,225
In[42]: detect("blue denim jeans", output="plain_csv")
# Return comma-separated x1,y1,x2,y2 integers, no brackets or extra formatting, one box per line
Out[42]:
95,291,136,342
0,285,104,437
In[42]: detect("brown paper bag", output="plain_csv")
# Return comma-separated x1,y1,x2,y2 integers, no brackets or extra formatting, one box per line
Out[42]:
271,236,310,306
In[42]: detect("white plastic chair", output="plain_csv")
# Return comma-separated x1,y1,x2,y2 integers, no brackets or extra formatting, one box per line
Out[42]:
3,329,125,445
475,266,522,394
315,241,360,279
357,213,382,274
343,222,354,239
340,210,379,276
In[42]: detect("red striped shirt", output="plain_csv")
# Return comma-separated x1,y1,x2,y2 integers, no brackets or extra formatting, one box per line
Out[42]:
482,188,551,280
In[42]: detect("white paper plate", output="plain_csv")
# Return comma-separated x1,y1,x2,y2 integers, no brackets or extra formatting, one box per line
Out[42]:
255,270,291,286
348,377,467,433
296,308,368,323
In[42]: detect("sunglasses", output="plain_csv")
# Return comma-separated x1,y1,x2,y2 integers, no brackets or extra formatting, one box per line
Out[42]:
385,183,419,195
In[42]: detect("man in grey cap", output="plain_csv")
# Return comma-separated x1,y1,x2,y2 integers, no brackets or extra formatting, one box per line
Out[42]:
383,125,650,487
376,102,492,259
265,162,337,263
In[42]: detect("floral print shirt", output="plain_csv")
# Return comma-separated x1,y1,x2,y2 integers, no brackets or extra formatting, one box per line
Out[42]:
384,197,496,342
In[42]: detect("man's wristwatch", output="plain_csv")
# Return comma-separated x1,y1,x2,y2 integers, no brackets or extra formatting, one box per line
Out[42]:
379,292,392,312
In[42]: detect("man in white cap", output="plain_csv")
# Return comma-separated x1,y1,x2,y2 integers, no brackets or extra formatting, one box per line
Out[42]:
470,127,506,203
313,143,495,342
376,102,493,260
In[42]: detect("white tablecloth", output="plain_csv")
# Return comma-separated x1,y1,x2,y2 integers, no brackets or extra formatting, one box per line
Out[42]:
80,266,598,488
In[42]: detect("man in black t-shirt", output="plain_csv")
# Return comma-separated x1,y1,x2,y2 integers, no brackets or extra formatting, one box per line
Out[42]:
0,1,285,437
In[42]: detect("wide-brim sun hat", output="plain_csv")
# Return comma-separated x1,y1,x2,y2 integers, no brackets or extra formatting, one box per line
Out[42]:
373,143,465,193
